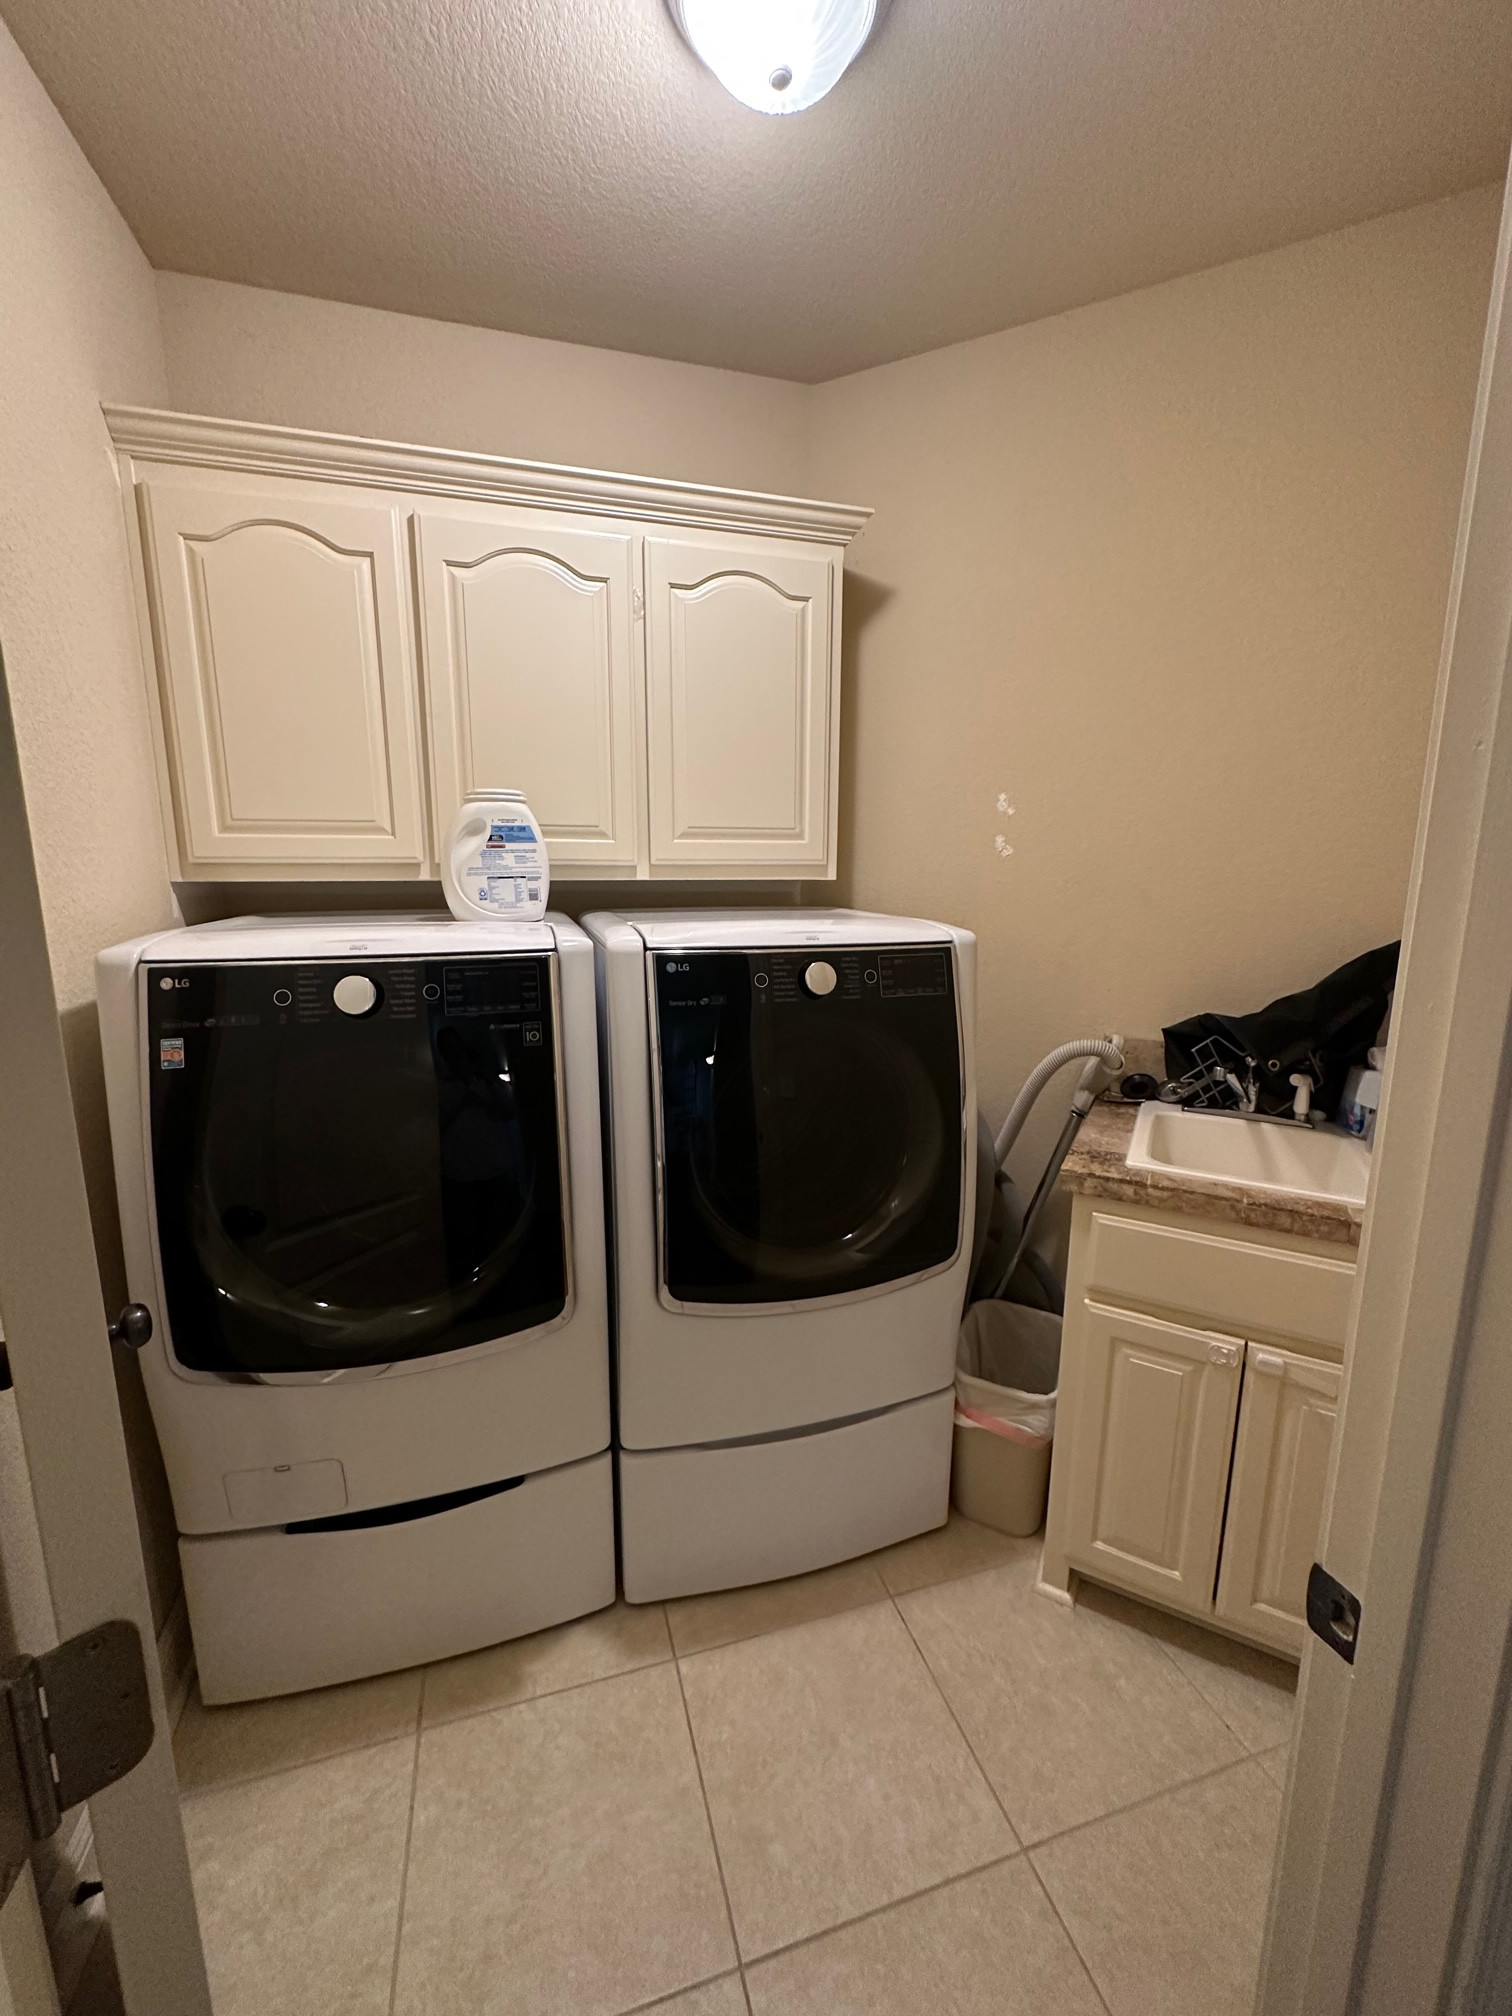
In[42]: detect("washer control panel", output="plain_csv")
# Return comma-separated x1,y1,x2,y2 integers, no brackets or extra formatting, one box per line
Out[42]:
742,947,951,1005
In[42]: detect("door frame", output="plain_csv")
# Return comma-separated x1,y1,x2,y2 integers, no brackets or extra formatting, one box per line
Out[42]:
1260,164,1512,2014
0,647,211,2012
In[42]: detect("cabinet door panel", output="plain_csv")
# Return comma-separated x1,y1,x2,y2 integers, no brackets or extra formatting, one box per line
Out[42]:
1216,1344,1340,1656
138,474,425,869
644,534,836,870
416,510,638,868
1061,1301,1242,1616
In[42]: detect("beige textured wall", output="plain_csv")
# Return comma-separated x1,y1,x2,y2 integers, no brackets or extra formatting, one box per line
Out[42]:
155,273,812,494
809,187,1501,1189
0,17,180,1635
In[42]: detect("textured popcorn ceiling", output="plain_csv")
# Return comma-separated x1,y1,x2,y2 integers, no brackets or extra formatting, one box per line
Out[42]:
4,0,1510,381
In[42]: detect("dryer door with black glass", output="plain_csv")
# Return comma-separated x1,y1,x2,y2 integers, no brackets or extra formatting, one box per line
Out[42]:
147,954,569,1375
652,945,964,1307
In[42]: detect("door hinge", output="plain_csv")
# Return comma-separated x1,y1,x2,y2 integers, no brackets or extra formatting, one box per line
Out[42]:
1307,1561,1362,1665
1,1620,154,1906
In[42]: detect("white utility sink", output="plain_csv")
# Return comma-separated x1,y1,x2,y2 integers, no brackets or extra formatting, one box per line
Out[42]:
1126,1101,1370,1209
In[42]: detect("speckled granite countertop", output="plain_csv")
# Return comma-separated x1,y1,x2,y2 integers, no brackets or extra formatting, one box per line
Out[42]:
1059,1099,1363,1249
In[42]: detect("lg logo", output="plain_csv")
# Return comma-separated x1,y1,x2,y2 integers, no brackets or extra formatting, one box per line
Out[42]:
665,961,690,973
158,976,190,991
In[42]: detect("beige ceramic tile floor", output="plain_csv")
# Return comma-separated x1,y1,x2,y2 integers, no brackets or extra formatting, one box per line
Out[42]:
175,1515,1294,2016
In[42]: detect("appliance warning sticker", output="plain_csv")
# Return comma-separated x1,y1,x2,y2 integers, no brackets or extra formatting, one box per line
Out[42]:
158,1036,185,1070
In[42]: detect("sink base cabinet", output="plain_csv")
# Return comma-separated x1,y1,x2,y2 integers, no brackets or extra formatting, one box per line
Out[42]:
1056,1305,1241,1620
1043,1194,1355,1659
1215,1344,1341,1655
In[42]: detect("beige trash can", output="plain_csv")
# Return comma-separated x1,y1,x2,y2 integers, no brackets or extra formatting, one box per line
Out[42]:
951,1301,1060,1538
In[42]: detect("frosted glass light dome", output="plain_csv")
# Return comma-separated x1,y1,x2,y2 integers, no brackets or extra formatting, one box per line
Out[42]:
670,0,880,116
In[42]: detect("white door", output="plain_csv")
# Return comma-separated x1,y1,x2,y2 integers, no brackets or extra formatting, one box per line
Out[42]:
643,533,837,871
0,646,210,2012
1215,1343,1340,1657
135,469,427,872
414,508,640,869
1060,1302,1242,1617
1260,173,1512,2013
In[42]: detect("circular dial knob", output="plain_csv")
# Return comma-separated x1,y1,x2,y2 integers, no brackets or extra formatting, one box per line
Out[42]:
332,973,378,1017
803,959,838,997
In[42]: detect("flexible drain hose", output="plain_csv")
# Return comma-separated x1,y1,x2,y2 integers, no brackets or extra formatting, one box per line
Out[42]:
992,1036,1126,1167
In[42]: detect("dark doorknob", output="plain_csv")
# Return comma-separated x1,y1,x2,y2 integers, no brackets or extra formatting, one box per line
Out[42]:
107,1304,153,1351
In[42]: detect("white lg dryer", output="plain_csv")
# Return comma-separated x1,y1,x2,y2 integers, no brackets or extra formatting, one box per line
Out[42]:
97,913,614,1701
586,909,975,1602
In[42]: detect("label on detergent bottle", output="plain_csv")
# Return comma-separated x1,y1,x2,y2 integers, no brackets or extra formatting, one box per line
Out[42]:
465,818,543,914
442,790,550,923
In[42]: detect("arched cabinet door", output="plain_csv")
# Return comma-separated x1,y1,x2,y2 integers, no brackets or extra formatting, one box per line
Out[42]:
135,471,427,871
643,533,838,873
414,507,639,868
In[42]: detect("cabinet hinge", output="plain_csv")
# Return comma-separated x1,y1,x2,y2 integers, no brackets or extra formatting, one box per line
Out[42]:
0,1620,154,1907
632,587,645,620
1307,1562,1362,1665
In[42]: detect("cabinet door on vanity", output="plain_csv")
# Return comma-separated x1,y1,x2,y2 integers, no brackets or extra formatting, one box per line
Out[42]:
1215,1343,1340,1657
643,533,838,873
135,471,427,871
415,509,640,869
1060,1302,1243,1618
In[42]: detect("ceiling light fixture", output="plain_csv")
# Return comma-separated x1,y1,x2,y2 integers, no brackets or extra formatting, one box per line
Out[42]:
668,0,880,116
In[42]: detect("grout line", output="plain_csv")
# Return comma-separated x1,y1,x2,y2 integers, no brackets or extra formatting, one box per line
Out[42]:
1024,1745,1269,1859
1023,1854,1114,2016
617,1968,748,2015
182,1652,681,1799
672,1653,750,2004
672,1593,894,1669
181,1532,1007,1801
876,1543,1036,1606
886,1589,1022,1847
420,1647,677,1737
384,1682,425,2016
737,1848,1023,1976
178,1721,422,1801
889,1573,1275,1889
1083,1587,1299,1754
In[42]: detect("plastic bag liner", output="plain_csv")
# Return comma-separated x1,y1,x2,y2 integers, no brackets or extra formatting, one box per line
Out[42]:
1163,941,1399,1121
955,1301,1061,1447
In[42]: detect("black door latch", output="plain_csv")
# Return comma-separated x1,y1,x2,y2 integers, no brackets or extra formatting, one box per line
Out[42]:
1307,1561,1362,1664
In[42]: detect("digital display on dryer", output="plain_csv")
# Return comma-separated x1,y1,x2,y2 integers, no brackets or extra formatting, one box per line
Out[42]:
877,950,950,999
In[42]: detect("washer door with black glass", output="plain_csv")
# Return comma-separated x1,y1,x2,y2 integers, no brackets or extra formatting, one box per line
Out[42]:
148,954,568,1375
653,945,964,1306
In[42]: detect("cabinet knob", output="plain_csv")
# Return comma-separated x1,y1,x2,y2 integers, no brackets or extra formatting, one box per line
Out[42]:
1251,1348,1286,1376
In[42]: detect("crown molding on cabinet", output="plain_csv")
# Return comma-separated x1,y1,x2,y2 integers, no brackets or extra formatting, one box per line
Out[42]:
102,406,873,547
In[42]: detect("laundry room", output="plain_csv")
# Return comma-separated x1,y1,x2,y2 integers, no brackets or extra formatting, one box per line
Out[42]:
1,6,1511,2016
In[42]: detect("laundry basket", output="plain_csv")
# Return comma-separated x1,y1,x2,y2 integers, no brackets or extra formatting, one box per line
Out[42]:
951,1301,1061,1537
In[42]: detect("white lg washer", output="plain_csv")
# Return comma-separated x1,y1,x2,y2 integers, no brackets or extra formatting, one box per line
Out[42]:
586,909,975,1601
97,913,614,1701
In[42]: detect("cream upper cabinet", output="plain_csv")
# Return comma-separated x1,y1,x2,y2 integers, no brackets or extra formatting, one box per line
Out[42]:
112,409,869,882
643,533,838,871
1059,1302,1244,1618
414,507,639,868
1215,1343,1341,1656
134,468,427,872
